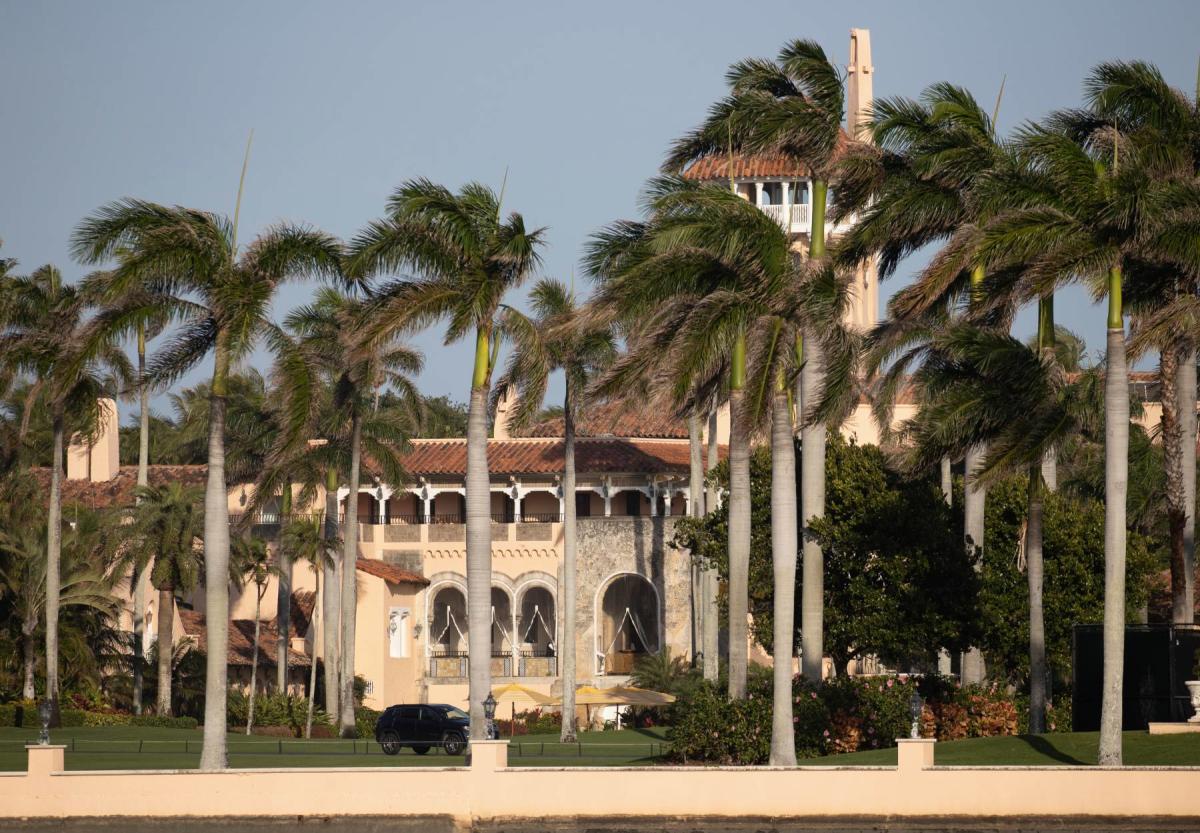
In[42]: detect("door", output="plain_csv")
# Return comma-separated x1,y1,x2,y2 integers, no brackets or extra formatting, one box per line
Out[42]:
395,706,419,742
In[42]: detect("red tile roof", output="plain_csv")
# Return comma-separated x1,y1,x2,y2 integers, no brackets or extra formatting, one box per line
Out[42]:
514,401,689,439
398,438,704,476
355,558,428,586
682,152,813,181
178,608,311,669
32,465,208,510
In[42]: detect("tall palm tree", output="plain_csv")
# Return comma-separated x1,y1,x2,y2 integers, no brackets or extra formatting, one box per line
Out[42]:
281,516,336,740
493,278,616,743
120,481,204,717
0,265,130,720
282,286,423,737
347,178,544,740
1088,61,1200,623
72,200,345,769
974,111,1199,764
666,38,847,684
231,534,276,733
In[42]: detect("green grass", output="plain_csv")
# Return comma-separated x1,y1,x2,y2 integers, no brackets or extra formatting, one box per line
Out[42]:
796,731,1200,767
0,725,669,771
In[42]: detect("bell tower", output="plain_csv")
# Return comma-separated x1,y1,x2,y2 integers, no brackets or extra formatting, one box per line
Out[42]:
845,28,879,331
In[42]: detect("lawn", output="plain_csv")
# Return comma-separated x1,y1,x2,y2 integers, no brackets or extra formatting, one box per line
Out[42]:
796,731,1200,767
0,725,669,771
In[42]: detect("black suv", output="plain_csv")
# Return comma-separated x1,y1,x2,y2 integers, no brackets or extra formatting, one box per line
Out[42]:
374,704,470,755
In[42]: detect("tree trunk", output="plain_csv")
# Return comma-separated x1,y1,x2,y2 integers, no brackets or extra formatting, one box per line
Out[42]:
322,470,340,719
247,584,264,734
133,324,149,715
940,457,952,505
1041,448,1057,493
1162,347,1190,623
769,389,798,765
276,483,293,693
22,626,36,701
199,341,232,771
1178,350,1197,623
466,378,493,739
339,412,362,738
560,386,578,743
305,567,320,740
46,412,64,723
726,388,750,699
800,335,827,684
157,588,173,716
962,443,988,685
1099,298,1129,767
703,409,720,682
1027,469,1047,734
687,413,704,667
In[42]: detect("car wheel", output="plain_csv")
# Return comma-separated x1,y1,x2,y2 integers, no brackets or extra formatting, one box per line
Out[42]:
412,744,431,755
442,731,466,756
379,729,402,756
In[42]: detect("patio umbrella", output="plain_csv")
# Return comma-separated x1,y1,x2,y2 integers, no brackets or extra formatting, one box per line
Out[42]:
547,684,676,706
491,683,555,737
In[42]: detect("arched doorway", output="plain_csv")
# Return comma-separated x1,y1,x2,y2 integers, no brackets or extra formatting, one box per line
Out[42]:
491,586,514,676
517,585,556,676
428,585,467,677
597,573,659,675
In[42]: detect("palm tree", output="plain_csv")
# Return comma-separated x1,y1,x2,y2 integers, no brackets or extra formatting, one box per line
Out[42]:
1088,60,1200,623
834,81,1015,684
281,515,336,739
282,286,423,737
973,110,1200,764
665,39,847,685
493,278,616,742
120,482,204,717
230,534,276,733
347,178,543,740
0,265,131,720
72,200,345,769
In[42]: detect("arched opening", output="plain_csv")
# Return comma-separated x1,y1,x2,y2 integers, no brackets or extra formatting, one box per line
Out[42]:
491,586,514,675
517,585,556,676
597,574,659,676
429,585,468,677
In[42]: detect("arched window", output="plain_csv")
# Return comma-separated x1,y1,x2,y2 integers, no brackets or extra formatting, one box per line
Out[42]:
597,574,659,675
518,586,556,657
491,587,513,657
429,585,467,655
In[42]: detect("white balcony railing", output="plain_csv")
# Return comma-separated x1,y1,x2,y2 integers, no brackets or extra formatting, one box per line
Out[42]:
758,203,812,234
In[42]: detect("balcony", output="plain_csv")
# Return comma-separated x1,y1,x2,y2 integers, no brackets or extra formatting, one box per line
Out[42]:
759,203,811,234
427,650,557,679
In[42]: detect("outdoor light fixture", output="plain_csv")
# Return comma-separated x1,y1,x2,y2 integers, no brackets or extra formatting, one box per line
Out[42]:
483,692,498,740
38,699,51,745
909,689,924,740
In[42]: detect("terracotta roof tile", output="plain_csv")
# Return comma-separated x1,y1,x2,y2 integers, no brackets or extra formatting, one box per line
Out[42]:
680,134,851,182
32,465,208,510
179,609,311,668
399,438,705,476
355,558,428,586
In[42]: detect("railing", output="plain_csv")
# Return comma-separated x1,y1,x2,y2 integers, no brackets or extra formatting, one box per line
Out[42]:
347,512,565,525
227,512,326,527
518,648,557,677
758,203,812,232
426,650,554,678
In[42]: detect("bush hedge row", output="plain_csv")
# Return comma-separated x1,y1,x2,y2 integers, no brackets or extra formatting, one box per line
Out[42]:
0,700,197,730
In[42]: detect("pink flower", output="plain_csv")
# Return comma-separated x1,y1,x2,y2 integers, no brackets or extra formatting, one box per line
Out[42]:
794,696,801,704
823,729,830,737
810,692,818,699
887,678,894,688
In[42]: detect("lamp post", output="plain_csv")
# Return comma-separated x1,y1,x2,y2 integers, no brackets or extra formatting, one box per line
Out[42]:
483,692,497,740
37,699,52,746
908,689,924,740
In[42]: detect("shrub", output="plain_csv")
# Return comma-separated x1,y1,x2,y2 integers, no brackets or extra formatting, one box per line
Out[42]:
82,711,132,727
130,715,198,730
355,707,381,739
58,709,86,727
0,700,36,728
227,691,331,736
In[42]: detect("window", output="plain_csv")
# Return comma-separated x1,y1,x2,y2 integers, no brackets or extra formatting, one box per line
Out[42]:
389,607,410,658
398,706,420,720
575,492,591,518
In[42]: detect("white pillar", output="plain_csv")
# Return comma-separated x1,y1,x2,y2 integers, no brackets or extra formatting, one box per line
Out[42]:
603,486,612,517
648,484,658,517
754,181,764,206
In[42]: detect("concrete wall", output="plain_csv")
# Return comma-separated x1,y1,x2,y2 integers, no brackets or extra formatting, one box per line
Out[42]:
8,741,1200,824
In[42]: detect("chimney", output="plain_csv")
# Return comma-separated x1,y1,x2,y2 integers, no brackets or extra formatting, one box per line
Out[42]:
66,398,120,482
492,387,516,440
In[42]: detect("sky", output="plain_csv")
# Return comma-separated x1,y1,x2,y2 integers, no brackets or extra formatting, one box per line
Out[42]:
2,0,1199,421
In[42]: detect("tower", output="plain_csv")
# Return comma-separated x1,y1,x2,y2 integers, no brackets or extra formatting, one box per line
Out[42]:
846,28,879,331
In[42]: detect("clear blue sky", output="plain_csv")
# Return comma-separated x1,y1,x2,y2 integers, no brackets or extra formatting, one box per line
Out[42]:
3,0,1198,418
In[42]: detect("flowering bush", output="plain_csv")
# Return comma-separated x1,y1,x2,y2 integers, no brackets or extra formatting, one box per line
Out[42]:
495,708,561,736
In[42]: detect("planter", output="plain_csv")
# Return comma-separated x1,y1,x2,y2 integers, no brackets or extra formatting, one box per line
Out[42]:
1187,681,1200,724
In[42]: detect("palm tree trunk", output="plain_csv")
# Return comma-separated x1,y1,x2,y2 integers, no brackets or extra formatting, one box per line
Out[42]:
247,584,264,734
276,483,293,693
703,409,720,682
466,360,493,739
727,386,750,699
687,414,704,666
157,588,173,716
339,412,362,738
1161,347,1190,623
800,334,827,683
199,339,232,771
1099,269,1129,767
1178,350,1197,623
769,388,798,765
940,457,952,505
23,625,36,701
1027,468,1047,734
322,471,340,718
962,444,988,685
305,566,320,740
1041,448,1058,493
45,411,63,723
133,324,149,716
560,386,578,743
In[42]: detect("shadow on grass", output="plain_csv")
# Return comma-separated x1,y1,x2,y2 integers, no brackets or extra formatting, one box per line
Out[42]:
1016,734,1090,765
